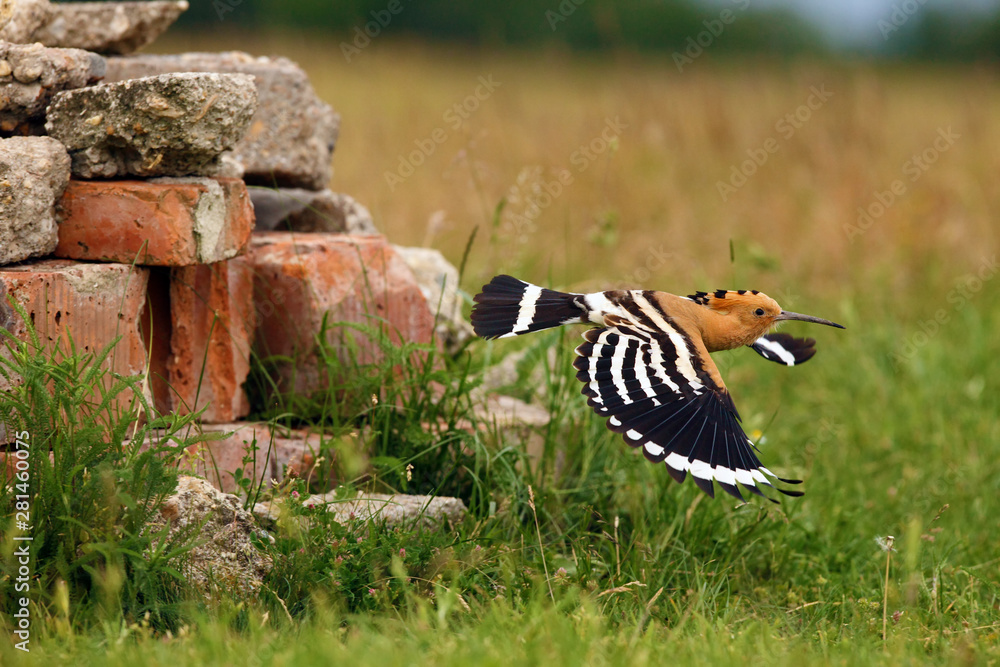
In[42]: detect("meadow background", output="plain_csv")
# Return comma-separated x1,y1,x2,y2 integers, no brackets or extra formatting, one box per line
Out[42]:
3,0,1000,664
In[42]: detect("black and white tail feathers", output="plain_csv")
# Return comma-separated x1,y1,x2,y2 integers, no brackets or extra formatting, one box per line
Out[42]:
471,275,587,339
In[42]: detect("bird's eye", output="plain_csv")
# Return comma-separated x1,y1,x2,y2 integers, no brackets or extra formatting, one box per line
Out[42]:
754,308,765,317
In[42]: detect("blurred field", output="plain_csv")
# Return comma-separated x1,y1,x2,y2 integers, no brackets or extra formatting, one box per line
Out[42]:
16,33,995,664
159,33,999,298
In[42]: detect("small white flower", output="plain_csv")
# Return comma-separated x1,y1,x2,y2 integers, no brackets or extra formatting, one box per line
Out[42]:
875,535,896,552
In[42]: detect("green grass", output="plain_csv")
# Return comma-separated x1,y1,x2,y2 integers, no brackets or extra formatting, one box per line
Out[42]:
5,594,989,667
3,267,999,664
0,300,217,636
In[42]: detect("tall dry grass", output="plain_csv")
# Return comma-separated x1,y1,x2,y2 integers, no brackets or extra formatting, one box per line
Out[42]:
157,33,998,307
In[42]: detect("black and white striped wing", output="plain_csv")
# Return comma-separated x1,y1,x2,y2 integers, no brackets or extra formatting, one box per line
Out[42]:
750,333,817,366
573,317,801,502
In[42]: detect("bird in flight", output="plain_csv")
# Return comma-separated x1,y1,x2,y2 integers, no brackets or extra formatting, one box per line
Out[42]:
471,275,844,502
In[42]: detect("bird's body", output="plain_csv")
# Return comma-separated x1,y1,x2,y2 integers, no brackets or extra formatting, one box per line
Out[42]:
471,275,844,502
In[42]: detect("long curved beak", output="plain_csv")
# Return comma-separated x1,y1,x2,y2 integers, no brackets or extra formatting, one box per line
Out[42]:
775,311,845,329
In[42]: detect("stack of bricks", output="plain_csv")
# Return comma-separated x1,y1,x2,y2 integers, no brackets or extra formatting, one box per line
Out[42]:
0,0,436,492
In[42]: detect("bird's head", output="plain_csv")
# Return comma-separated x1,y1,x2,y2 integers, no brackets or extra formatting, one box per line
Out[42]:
688,289,844,349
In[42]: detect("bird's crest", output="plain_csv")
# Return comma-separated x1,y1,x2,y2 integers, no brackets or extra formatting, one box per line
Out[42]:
686,290,784,349
687,289,762,308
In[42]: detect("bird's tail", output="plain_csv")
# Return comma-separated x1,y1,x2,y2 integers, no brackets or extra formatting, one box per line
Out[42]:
471,275,587,339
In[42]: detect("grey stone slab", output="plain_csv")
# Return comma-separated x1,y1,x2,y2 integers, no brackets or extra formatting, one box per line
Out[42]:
33,1,188,55
255,491,468,531
104,52,339,189
250,187,377,234
45,72,257,178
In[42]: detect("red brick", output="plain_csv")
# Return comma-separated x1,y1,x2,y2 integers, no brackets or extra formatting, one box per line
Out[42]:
246,233,435,395
177,422,329,493
0,260,149,406
55,178,253,266
156,258,255,422
0,451,18,481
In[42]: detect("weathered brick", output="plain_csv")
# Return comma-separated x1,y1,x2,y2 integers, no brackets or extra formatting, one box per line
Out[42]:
177,422,329,493
246,233,435,395
0,451,19,480
148,258,255,422
55,178,254,266
0,259,149,405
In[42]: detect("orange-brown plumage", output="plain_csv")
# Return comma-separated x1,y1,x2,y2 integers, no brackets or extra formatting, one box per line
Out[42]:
664,290,785,351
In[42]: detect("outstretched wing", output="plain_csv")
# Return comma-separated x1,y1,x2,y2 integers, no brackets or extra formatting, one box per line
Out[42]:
750,333,817,366
573,314,801,502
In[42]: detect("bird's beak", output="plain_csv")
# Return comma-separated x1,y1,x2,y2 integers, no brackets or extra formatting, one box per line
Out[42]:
775,311,845,329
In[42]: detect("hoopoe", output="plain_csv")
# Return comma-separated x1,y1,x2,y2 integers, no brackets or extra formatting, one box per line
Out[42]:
471,275,844,502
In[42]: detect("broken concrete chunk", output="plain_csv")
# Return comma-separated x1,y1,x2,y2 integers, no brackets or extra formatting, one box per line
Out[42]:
148,475,273,602
34,1,189,55
0,42,105,134
250,187,377,234
472,393,551,429
45,72,258,178
0,2,14,39
0,136,69,264
0,0,48,44
393,245,474,354
254,491,467,530
103,52,339,189
314,491,467,529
